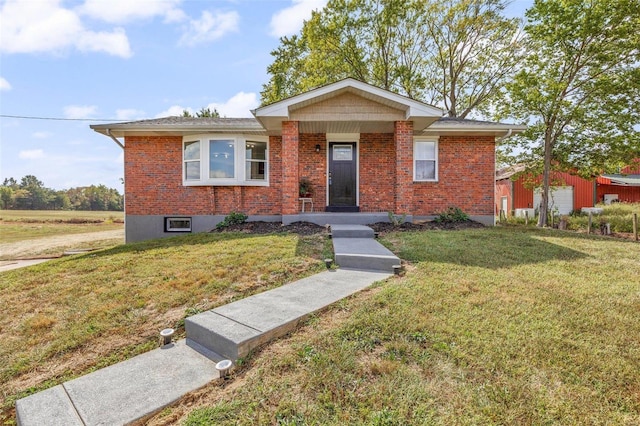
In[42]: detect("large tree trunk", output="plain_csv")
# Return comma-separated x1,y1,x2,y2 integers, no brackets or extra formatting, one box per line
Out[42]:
538,128,553,227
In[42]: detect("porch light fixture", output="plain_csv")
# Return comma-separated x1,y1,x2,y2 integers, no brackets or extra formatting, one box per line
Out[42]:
315,144,321,153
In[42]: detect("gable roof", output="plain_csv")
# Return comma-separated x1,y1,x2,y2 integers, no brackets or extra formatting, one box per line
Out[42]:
253,78,445,133
91,79,525,139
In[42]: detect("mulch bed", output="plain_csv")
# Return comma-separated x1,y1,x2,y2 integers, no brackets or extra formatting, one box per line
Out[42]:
211,220,485,236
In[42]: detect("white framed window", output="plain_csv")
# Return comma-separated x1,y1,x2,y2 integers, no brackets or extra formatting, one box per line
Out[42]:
414,138,438,182
245,140,267,181
183,135,269,186
183,141,200,181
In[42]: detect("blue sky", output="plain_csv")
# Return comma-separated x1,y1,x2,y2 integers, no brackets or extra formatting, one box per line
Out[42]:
0,0,532,191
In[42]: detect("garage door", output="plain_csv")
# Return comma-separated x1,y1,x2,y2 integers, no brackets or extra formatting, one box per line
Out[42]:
534,186,574,215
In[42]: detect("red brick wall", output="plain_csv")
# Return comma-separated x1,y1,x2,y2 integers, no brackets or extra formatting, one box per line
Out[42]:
124,132,496,218
124,135,282,215
281,121,299,215
394,121,414,213
360,133,395,211
413,136,495,216
298,134,327,209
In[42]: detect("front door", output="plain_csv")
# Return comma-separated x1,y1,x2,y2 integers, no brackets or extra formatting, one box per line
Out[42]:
327,142,358,212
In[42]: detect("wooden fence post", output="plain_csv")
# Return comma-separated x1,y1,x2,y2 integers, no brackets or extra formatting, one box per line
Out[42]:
525,210,529,225
588,212,593,235
634,213,638,242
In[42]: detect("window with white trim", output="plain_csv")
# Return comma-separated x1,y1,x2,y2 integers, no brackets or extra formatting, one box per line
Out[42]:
414,139,438,181
183,135,269,186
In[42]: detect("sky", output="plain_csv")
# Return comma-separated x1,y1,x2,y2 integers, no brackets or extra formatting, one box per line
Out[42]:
0,0,533,191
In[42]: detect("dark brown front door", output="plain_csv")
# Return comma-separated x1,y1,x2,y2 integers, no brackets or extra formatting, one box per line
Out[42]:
327,143,358,212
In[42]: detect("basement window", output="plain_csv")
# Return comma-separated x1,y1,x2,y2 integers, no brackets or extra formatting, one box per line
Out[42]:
165,217,192,232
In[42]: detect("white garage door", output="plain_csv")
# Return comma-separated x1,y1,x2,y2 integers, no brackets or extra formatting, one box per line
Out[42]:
534,186,574,215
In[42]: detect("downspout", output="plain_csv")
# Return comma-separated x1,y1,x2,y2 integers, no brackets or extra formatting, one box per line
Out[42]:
106,129,124,149
496,128,513,143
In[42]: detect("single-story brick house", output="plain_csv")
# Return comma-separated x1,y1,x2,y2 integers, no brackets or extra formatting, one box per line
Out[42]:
496,161,640,217
92,79,525,242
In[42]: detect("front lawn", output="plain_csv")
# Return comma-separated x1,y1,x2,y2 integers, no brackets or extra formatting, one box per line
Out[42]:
0,231,328,423
169,227,640,425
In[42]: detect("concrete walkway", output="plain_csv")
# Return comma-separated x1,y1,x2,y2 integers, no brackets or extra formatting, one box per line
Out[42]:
16,225,397,425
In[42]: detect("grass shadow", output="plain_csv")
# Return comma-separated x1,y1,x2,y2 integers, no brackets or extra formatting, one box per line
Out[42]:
387,227,592,269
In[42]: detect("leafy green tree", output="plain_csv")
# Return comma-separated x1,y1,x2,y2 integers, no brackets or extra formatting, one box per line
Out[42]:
500,0,640,226
0,186,13,209
261,0,522,118
18,175,49,209
182,107,220,118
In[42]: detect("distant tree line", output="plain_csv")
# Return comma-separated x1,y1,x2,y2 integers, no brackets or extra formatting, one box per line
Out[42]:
0,175,124,211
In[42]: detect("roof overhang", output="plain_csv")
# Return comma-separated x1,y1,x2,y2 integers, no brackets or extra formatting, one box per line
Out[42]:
420,121,528,138
597,174,640,186
90,120,266,138
253,78,445,134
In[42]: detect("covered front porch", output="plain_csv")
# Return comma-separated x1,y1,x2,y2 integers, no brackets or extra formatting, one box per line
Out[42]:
253,78,444,217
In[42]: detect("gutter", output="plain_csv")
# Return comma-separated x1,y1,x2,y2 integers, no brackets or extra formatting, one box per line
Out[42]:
496,128,513,142
106,129,124,149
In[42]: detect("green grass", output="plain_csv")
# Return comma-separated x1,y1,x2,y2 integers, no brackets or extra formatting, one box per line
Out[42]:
0,209,124,222
178,227,640,425
0,210,124,243
0,231,327,423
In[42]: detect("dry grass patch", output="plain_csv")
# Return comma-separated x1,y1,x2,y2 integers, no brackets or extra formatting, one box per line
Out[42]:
0,231,326,423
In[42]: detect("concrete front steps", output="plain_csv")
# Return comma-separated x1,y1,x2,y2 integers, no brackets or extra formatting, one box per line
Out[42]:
185,269,391,361
330,224,401,273
185,225,400,361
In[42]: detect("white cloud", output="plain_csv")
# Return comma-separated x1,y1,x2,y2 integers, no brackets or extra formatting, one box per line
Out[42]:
207,92,259,118
0,0,132,58
269,0,327,38
32,131,52,139
155,105,189,118
0,77,11,91
179,10,239,46
19,149,45,159
156,92,259,118
115,108,146,121
64,105,98,119
79,0,185,24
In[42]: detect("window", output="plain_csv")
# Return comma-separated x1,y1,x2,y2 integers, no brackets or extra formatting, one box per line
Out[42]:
245,141,267,180
183,135,268,186
183,141,200,181
209,140,235,178
414,139,438,181
165,217,192,232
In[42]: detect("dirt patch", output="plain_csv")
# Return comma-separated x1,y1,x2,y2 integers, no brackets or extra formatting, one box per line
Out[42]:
210,221,328,236
0,229,125,260
210,220,485,236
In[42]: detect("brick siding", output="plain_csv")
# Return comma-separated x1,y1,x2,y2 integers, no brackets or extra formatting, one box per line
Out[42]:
124,132,496,218
413,136,495,216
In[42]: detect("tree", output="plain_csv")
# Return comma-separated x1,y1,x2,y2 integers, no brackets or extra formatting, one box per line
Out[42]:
261,0,522,118
182,107,221,118
501,0,640,226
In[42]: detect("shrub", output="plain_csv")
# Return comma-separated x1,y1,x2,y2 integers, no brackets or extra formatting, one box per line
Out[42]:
387,211,407,226
435,206,469,223
215,212,248,229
